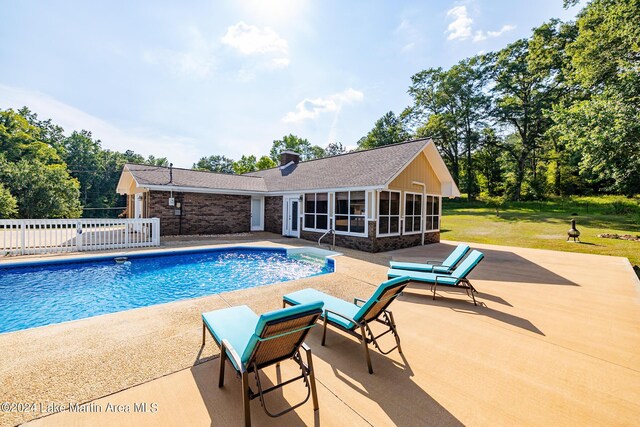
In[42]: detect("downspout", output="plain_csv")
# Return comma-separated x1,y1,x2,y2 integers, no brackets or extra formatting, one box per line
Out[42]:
412,181,426,246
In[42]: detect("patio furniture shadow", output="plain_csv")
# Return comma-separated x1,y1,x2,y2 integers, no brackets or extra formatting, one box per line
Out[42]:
398,291,545,336
305,327,464,427
388,243,578,286
191,356,315,426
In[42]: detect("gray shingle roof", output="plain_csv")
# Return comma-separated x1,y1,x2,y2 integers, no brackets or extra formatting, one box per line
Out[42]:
246,139,429,191
124,139,431,193
125,164,268,192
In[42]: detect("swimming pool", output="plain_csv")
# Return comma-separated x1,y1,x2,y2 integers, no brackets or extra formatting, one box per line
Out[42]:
0,246,336,334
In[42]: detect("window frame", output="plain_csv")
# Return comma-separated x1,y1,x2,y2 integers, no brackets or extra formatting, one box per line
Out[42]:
403,191,423,235
424,194,442,232
333,190,368,237
302,192,329,232
377,190,402,237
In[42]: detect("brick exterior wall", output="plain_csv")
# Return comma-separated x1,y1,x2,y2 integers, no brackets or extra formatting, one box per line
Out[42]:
264,196,283,234
147,191,251,236
301,220,440,253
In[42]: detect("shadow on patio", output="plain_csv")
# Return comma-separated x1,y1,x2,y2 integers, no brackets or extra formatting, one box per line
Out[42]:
387,242,578,286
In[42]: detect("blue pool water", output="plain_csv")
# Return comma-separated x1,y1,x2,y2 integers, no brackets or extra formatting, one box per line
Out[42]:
0,247,334,334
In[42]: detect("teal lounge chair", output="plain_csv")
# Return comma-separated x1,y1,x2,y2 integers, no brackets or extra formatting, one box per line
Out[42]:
389,243,470,274
388,250,484,306
202,302,324,426
282,277,410,374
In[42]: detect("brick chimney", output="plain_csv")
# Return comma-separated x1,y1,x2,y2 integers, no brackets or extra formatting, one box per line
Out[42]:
279,150,300,166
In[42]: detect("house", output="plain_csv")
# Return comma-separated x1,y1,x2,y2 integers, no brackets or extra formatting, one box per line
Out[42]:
116,138,460,252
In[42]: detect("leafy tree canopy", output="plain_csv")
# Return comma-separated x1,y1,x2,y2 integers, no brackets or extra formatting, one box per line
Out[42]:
192,155,235,173
357,111,409,150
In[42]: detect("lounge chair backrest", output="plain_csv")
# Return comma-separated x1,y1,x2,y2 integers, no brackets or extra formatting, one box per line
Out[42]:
354,277,409,324
450,250,484,279
441,244,471,268
243,301,323,369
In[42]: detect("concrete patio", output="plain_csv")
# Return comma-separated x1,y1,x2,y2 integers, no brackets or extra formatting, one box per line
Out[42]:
1,237,639,426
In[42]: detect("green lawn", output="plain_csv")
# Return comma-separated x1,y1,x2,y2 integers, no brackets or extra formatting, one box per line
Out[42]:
440,197,640,267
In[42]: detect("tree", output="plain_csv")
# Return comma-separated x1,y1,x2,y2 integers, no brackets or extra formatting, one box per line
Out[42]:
192,155,235,173
405,57,490,197
256,155,276,170
269,134,324,162
0,182,18,218
474,128,505,197
61,130,101,207
489,39,563,200
324,142,346,157
0,109,62,165
233,155,257,174
545,0,640,196
145,155,169,167
0,160,82,218
357,111,409,149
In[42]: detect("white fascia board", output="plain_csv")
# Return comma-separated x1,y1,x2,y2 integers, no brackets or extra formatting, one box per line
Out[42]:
116,166,141,195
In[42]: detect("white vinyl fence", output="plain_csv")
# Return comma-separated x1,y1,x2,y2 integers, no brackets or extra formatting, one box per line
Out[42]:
0,218,160,256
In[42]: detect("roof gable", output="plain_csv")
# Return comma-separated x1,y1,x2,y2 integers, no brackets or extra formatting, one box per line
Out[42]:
246,139,430,191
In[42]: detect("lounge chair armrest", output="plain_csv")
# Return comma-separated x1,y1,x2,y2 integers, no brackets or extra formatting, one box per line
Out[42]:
221,339,245,373
353,297,367,306
435,275,459,285
324,308,360,326
425,259,444,265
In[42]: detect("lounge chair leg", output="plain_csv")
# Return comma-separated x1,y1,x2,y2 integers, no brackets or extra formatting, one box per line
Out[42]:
303,346,319,411
360,324,373,374
242,371,251,427
218,346,226,388
202,322,207,346
432,282,437,300
388,311,402,354
321,317,328,346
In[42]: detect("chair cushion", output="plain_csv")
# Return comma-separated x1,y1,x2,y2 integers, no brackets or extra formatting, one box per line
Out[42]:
441,244,471,267
389,261,451,273
354,276,408,320
202,305,258,370
387,269,459,285
284,288,360,330
450,250,484,278
242,301,324,363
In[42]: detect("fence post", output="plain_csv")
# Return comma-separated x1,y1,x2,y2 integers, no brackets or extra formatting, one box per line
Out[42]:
20,220,25,256
76,221,83,251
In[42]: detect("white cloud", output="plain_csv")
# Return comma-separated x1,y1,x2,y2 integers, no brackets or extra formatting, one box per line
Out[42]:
446,6,473,41
445,6,515,43
0,85,201,167
221,22,289,69
282,88,364,123
143,26,215,78
473,24,516,42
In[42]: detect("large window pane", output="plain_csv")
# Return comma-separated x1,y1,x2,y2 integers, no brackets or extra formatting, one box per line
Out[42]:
335,215,348,231
405,195,414,216
350,191,365,215
413,217,422,231
336,192,349,215
379,191,389,215
390,192,400,215
350,216,365,233
415,195,422,215
316,214,328,230
390,217,399,234
378,216,389,234
304,214,315,229
305,193,315,213
316,193,328,213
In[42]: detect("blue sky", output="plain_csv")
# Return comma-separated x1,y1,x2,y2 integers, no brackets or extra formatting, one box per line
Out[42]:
0,0,579,167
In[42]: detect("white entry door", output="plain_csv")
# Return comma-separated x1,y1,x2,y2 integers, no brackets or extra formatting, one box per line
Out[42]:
284,197,300,237
250,197,264,231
